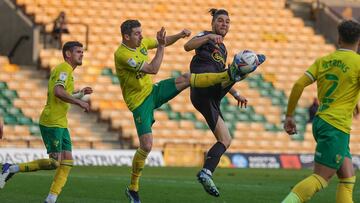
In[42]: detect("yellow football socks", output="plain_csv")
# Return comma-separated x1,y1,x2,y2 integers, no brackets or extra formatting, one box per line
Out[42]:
336,176,356,203
19,158,59,172
129,148,149,192
49,160,73,195
285,174,328,203
190,72,229,88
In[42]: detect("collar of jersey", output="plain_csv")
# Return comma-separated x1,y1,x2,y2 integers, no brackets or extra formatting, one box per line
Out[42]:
337,48,354,52
122,43,136,52
63,61,74,71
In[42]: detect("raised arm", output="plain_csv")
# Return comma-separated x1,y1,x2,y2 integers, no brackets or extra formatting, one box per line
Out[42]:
184,33,223,51
165,29,191,47
141,27,166,74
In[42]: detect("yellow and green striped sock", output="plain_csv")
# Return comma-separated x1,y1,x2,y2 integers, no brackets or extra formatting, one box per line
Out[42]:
129,148,148,192
336,176,356,203
49,159,73,195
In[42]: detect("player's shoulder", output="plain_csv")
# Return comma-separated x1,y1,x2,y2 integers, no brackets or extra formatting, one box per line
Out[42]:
195,30,211,38
53,62,72,73
115,44,134,60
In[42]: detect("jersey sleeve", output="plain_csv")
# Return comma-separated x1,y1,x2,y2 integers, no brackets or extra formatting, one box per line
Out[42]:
54,66,71,87
115,52,145,72
142,38,158,49
305,58,319,82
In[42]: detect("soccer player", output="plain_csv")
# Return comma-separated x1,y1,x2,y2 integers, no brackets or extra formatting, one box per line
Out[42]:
184,8,266,197
0,41,93,203
115,19,255,203
282,20,360,203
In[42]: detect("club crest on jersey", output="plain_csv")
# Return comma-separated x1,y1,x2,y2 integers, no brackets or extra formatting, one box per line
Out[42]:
211,50,225,65
59,72,68,81
335,154,342,164
140,48,148,55
127,58,137,68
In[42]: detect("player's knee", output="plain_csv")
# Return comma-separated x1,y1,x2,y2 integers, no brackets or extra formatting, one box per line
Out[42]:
40,158,59,170
141,142,152,152
181,72,191,81
49,158,60,169
222,139,231,148
176,73,191,85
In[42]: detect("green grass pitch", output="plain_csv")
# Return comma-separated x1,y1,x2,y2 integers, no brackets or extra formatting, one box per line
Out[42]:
0,166,359,202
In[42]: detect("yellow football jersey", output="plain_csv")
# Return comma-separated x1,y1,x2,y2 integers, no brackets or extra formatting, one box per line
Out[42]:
114,38,157,111
306,49,360,133
39,62,74,128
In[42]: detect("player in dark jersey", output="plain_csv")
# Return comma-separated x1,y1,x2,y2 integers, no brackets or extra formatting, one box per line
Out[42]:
184,8,265,197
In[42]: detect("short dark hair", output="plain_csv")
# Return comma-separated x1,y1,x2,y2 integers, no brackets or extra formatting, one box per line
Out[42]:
62,41,83,59
209,8,229,22
121,19,141,36
338,20,360,44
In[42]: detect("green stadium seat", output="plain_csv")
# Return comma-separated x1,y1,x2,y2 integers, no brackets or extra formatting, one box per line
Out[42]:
4,115,17,124
101,68,113,76
236,113,251,121
171,70,181,78
194,121,208,130
224,105,239,113
0,98,10,108
158,103,171,111
221,96,229,105
168,111,181,120
0,81,8,90
111,75,120,84
223,112,236,121
29,124,41,136
181,112,196,121
7,107,23,116
1,89,18,100
18,116,33,125
250,114,266,122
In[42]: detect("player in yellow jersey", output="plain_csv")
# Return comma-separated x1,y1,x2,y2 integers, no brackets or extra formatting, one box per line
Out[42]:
116,20,264,203
282,20,360,203
0,41,93,203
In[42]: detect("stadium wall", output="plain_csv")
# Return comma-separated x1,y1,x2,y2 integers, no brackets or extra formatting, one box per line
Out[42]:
0,0,39,65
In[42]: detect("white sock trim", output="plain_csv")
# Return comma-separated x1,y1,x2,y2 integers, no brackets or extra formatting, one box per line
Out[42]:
202,168,212,176
9,165,19,173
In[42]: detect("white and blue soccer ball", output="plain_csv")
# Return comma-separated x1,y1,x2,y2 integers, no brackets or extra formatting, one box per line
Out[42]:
232,50,260,75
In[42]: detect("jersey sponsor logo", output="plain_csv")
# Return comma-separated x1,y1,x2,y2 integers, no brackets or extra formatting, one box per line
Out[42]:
140,48,148,55
59,72,68,81
127,58,137,68
211,50,225,65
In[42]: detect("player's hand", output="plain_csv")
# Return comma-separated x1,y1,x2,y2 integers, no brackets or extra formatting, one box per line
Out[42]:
179,29,191,38
157,27,166,47
78,100,90,112
81,87,93,95
284,116,297,135
233,93,247,108
207,34,223,44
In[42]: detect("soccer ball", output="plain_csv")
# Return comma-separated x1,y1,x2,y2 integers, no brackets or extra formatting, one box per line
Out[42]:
232,50,260,75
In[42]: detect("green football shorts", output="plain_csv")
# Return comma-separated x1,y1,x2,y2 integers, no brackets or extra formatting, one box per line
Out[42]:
132,78,180,136
39,124,72,153
312,116,351,170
